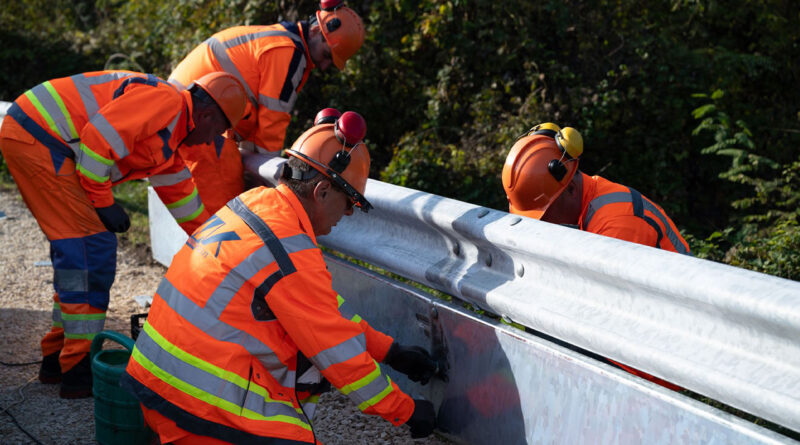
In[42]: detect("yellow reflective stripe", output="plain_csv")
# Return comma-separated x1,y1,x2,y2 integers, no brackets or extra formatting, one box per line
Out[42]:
174,202,205,224
24,90,61,137
336,295,362,323
340,361,382,395
351,314,362,323
53,321,63,328
356,376,394,411
166,187,199,209
79,143,114,165
77,162,109,183
138,323,310,429
65,332,97,340
43,81,79,139
61,312,106,321
336,295,345,306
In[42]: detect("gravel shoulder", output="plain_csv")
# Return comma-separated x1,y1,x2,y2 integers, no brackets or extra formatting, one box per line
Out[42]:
0,186,453,445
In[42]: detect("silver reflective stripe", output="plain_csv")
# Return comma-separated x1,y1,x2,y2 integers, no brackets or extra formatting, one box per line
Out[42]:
77,145,113,180
258,51,306,114
52,303,62,325
222,30,301,49
168,78,187,91
204,37,259,106
109,164,124,182
91,113,130,159
54,269,88,292
337,299,357,320
347,369,394,407
583,192,688,254
301,400,317,420
62,317,105,335
204,233,316,317
71,72,139,117
28,84,76,146
150,168,192,187
582,192,629,230
311,333,367,371
156,278,295,387
640,199,689,255
135,328,303,421
168,193,203,221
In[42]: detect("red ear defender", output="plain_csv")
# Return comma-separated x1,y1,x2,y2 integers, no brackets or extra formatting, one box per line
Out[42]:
334,111,366,147
315,108,342,125
320,0,344,11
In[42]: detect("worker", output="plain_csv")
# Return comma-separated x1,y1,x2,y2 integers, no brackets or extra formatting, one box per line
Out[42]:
167,0,366,215
502,123,689,390
0,70,247,398
120,111,440,443
502,123,691,254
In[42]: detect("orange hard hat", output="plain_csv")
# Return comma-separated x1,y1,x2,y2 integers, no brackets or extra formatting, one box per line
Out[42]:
192,72,247,128
285,110,372,212
316,1,365,70
502,124,583,219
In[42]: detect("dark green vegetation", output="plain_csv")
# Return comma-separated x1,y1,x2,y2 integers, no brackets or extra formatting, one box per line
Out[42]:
1,0,798,279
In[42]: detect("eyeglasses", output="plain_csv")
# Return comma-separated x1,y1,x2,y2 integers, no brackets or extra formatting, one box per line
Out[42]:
333,183,355,211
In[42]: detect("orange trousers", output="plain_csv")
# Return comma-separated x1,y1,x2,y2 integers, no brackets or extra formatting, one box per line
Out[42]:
1,115,113,372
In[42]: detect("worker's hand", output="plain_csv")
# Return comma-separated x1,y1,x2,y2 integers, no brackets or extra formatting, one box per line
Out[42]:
95,203,131,233
406,399,436,438
384,342,438,385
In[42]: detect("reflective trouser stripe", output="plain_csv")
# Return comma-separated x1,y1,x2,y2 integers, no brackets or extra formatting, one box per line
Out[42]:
62,312,106,339
52,301,63,328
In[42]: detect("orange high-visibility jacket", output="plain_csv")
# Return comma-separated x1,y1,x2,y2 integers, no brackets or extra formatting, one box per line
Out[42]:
122,185,414,443
169,23,314,152
578,173,691,255
7,70,209,234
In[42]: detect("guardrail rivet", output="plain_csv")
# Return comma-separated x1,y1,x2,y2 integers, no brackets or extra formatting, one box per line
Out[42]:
453,243,460,256
485,254,492,267
516,263,525,277
477,209,490,218
510,217,522,226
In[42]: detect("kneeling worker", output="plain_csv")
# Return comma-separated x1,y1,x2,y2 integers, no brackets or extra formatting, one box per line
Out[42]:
502,123,690,390
121,111,439,443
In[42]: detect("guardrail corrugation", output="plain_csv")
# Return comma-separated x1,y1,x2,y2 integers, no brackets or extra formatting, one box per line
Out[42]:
245,153,800,433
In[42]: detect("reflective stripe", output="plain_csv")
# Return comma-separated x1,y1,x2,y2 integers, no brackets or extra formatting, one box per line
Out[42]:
25,82,79,148
311,334,367,371
91,113,130,159
583,191,689,255
150,168,192,187
640,199,690,255
52,301,63,328
61,312,106,336
76,142,113,182
338,363,395,410
134,324,310,429
228,197,297,274
54,269,88,292
205,37,259,106
71,72,141,116
258,50,306,113
168,78,188,91
336,295,362,323
109,164,124,182
222,30,302,49
203,233,315,317
165,188,205,223
155,278,295,387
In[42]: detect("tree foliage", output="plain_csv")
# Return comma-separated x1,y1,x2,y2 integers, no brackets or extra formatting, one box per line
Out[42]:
1,0,798,279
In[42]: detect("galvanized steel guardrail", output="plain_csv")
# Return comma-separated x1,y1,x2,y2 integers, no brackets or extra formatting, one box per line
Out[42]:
244,153,800,434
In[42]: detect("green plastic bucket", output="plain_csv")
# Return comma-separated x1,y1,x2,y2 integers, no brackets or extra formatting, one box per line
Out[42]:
91,330,154,445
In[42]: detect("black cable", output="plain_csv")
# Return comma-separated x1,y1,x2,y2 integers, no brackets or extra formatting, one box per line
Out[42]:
4,409,45,445
0,360,41,366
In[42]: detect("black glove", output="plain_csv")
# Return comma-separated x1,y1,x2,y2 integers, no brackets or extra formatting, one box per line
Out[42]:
406,399,436,439
384,342,438,385
95,203,130,232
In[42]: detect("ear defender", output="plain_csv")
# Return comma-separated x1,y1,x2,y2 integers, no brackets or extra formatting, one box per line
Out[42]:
328,111,367,173
523,122,583,181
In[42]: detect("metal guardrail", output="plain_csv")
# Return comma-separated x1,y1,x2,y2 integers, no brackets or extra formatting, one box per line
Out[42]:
241,154,800,435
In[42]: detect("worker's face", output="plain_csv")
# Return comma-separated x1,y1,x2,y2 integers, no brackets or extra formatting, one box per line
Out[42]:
311,180,354,236
309,27,334,71
541,180,582,225
183,106,228,146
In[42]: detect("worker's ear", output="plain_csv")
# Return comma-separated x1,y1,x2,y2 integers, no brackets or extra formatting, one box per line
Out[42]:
312,179,333,204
